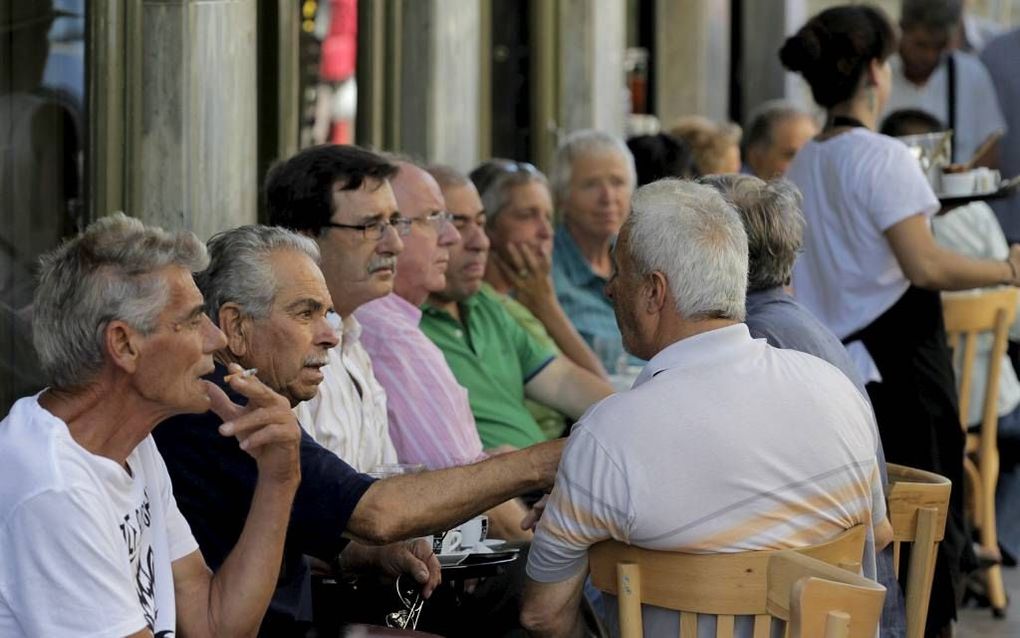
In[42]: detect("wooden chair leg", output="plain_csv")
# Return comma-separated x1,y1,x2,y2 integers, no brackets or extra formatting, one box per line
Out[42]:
965,457,983,523
905,508,940,638
980,450,1008,614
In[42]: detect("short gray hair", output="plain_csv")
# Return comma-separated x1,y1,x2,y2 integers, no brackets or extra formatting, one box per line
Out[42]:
33,213,208,390
197,225,320,325
625,179,748,321
470,160,550,226
551,130,636,204
699,174,804,292
743,100,814,152
425,164,472,191
901,0,962,32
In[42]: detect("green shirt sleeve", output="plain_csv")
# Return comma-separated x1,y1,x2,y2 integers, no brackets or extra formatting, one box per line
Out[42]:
480,286,555,380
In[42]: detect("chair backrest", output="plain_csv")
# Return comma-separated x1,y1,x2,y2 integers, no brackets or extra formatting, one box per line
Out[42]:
942,287,1018,438
589,525,883,638
771,552,887,638
885,463,953,638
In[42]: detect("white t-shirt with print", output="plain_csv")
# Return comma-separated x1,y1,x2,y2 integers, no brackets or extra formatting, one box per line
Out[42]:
0,394,198,637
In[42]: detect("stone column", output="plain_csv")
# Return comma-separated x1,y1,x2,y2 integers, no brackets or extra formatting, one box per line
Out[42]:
127,0,258,239
654,0,731,126
557,0,626,137
397,0,481,171
741,0,815,120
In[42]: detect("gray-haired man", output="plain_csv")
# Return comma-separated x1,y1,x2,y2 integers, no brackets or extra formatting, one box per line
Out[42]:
702,173,905,637
742,100,818,179
154,224,564,635
0,214,302,637
521,180,887,637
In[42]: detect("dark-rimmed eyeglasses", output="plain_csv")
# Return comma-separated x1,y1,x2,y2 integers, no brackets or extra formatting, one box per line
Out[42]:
323,216,412,240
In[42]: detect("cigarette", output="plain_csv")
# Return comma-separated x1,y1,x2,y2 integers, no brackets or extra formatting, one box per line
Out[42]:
223,367,258,383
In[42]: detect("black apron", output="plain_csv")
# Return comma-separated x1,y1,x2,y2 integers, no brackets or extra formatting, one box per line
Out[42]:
846,285,969,635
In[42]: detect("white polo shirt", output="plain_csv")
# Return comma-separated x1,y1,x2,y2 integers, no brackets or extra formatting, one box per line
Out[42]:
528,324,884,637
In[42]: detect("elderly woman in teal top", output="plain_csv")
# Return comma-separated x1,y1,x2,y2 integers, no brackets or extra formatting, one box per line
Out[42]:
549,130,638,372
470,159,608,439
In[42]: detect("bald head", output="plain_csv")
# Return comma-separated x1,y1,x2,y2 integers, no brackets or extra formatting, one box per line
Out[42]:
388,161,460,304
391,162,445,217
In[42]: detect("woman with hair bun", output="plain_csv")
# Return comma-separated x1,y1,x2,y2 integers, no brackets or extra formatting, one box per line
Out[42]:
781,5,1020,634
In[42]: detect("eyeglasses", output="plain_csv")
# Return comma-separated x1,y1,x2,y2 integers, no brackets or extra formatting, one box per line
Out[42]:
470,159,541,198
385,576,424,630
408,210,455,231
324,216,412,240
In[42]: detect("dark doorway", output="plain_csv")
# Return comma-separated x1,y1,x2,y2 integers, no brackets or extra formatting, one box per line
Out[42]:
489,0,532,161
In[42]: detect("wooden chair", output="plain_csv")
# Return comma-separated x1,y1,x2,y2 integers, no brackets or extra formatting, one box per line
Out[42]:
942,287,1018,616
885,463,952,638
589,525,885,638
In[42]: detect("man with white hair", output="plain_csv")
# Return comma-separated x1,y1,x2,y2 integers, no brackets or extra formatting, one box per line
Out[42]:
550,129,637,371
0,214,302,637
154,224,566,635
520,180,889,637
742,100,818,179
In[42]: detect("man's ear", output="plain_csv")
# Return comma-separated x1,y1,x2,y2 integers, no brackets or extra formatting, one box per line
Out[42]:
104,320,142,374
644,272,669,315
218,303,251,357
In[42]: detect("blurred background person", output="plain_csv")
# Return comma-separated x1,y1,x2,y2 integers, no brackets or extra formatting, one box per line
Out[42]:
781,5,1020,634
550,129,637,372
669,115,742,176
980,27,1020,244
742,100,819,180
471,159,607,440
881,0,1005,165
625,132,697,187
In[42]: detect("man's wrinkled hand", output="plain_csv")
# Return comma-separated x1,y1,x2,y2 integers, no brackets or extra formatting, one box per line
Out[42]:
378,538,442,598
205,363,301,485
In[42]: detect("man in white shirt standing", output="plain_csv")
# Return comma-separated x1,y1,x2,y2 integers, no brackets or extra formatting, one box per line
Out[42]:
881,0,1006,165
520,180,890,637
0,213,302,637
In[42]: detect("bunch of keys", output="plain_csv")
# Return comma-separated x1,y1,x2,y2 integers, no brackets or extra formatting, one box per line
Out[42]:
385,575,424,630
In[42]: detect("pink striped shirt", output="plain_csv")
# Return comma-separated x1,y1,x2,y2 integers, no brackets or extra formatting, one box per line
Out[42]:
355,294,487,469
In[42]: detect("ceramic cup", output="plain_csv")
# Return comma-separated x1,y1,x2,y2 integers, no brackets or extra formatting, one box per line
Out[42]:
428,529,464,555
454,515,489,550
941,171,976,196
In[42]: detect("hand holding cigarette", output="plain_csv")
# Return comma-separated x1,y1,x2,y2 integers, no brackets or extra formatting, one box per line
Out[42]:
223,367,258,383
204,363,302,486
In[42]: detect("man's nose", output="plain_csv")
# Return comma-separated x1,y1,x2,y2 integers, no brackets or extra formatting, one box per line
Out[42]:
203,315,228,352
439,219,461,247
468,224,491,251
379,224,404,255
315,315,341,349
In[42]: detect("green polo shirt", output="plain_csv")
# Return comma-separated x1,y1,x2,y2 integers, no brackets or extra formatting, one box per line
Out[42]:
484,284,569,440
421,285,556,449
